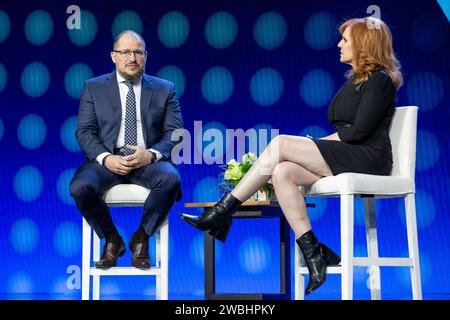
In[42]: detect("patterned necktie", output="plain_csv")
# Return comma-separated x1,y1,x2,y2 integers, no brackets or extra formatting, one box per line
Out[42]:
123,80,137,156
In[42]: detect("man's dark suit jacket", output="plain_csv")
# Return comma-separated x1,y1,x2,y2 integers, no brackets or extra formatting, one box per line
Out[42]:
76,72,184,162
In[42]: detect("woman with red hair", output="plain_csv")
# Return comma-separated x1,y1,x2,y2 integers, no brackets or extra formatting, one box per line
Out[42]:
181,17,403,295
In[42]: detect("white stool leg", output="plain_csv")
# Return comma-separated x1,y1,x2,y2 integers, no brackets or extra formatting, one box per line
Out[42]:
405,193,422,300
340,194,354,300
92,233,101,300
156,220,169,300
364,197,381,300
295,244,305,300
82,218,91,300
155,226,161,299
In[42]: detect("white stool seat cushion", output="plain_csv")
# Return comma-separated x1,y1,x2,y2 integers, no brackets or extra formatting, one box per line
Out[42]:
302,173,414,196
103,184,150,205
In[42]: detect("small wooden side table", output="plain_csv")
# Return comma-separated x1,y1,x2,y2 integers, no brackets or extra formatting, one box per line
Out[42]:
184,200,314,300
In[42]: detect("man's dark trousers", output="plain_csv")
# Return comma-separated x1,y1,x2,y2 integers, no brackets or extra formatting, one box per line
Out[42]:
69,159,181,239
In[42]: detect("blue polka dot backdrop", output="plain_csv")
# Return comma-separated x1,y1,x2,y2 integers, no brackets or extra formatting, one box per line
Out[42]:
67,10,97,47
204,11,238,49
60,117,80,152
249,67,284,106
192,176,219,203
410,11,449,51
111,10,143,38
304,12,338,50
0,117,4,142
407,72,444,112
24,10,53,46
238,236,272,274
64,63,93,99
156,65,186,97
9,218,40,254
300,68,335,108
253,12,287,50
250,123,278,154
21,62,50,98
188,233,223,269
201,66,234,104
57,168,76,205
17,114,47,150
416,130,440,171
0,63,7,93
158,11,190,48
0,0,449,300
52,222,81,258
13,166,43,202
7,272,34,297
0,10,11,43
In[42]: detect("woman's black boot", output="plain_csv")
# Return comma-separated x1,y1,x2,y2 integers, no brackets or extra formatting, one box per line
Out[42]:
296,230,341,295
180,192,242,242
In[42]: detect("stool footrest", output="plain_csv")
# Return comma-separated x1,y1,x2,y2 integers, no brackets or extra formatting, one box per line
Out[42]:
297,257,413,275
297,266,342,275
353,257,413,267
89,267,163,276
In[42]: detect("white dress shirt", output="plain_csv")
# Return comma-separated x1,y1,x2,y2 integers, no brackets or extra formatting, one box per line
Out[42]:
96,71,162,165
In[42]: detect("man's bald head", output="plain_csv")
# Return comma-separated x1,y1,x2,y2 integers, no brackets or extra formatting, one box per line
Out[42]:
113,30,146,50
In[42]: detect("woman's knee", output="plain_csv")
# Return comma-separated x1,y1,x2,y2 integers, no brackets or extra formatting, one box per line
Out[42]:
271,161,294,185
269,134,288,151
269,134,306,161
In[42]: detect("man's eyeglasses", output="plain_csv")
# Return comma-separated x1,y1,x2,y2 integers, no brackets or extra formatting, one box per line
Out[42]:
112,50,147,58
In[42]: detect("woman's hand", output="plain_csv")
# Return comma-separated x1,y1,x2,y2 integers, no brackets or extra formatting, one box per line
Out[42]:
319,132,341,141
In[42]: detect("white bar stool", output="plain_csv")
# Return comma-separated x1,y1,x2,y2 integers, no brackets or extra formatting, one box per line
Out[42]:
296,106,422,300
81,184,168,300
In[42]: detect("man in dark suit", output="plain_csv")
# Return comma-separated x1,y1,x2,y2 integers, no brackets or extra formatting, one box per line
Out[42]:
70,30,183,269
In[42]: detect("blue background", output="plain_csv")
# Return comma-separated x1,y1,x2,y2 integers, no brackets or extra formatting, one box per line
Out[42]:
0,0,449,299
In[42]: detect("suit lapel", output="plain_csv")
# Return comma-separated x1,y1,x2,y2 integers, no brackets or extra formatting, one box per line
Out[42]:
105,72,122,126
140,74,154,144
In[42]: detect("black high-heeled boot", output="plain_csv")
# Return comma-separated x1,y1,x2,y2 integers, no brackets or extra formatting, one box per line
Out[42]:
180,192,242,242
296,230,341,295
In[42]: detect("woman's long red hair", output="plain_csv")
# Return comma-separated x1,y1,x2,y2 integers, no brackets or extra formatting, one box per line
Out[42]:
340,17,403,89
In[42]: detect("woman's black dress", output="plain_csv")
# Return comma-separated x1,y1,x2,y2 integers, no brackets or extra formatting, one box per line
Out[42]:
313,69,396,176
